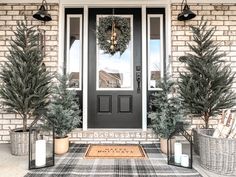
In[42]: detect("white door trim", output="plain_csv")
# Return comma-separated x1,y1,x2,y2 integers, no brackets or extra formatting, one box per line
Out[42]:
166,4,172,75
82,6,89,130
141,6,147,131
58,2,172,131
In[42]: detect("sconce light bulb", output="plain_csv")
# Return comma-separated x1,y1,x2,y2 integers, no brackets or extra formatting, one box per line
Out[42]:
184,14,189,17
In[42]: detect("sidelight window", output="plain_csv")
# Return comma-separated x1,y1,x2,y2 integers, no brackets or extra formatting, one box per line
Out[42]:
66,15,82,90
147,15,163,90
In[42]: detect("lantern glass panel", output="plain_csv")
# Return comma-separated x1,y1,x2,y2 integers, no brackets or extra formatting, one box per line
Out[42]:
167,124,192,169
29,116,54,169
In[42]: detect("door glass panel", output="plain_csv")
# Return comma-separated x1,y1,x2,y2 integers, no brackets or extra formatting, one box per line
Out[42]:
97,15,133,90
66,15,82,89
148,15,163,90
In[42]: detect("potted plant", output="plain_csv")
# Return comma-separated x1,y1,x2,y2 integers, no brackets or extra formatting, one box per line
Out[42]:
0,22,52,155
148,77,184,154
47,74,82,155
178,21,236,154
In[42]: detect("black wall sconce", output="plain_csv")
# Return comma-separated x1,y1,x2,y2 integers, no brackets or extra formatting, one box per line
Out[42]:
177,0,196,21
33,0,52,22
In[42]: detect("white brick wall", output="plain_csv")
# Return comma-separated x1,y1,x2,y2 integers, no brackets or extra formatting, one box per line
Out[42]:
0,3,59,143
69,129,159,144
0,2,235,143
171,3,236,127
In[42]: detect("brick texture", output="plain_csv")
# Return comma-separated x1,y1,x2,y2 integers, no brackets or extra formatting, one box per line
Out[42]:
171,3,236,128
69,129,159,144
0,3,235,143
0,3,59,143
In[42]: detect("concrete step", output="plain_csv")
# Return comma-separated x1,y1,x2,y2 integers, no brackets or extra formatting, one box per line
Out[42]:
68,128,159,144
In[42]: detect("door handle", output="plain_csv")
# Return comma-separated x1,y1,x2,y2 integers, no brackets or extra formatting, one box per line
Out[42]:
136,72,141,93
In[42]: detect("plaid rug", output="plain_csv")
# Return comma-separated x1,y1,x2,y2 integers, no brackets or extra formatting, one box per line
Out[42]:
25,144,202,177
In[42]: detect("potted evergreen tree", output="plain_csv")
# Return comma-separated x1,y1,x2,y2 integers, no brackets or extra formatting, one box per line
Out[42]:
148,77,184,154
47,74,82,155
0,22,52,155
178,21,236,154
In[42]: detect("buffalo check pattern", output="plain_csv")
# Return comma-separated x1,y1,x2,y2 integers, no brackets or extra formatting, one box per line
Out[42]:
25,144,202,177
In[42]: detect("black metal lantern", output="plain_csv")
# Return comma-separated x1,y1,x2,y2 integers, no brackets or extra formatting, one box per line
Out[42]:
167,122,193,169
29,115,55,169
33,0,52,22
177,0,196,21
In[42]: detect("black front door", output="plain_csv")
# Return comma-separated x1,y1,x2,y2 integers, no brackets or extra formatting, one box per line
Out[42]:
88,8,142,128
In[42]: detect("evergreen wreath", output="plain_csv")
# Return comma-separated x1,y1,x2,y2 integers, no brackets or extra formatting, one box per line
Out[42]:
97,16,131,55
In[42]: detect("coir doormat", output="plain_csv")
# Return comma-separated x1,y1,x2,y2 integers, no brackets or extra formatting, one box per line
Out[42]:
84,144,147,159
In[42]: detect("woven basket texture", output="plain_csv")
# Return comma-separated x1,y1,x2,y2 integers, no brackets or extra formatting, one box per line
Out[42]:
10,128,29,156
198,129,236,176
193,128,214,155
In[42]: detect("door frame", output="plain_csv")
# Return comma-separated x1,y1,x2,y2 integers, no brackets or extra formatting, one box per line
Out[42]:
58,0,172,131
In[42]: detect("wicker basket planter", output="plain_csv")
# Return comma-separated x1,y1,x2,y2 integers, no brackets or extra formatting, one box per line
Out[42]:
10,128,29,156
192,128,214,155
198,129,236,176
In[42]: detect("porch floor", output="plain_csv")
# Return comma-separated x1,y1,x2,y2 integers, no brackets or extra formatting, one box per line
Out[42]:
0,143,233,177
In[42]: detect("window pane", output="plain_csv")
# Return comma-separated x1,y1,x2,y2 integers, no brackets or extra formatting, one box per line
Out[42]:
67,17,82,89
148,16,162,89
97,16,133,90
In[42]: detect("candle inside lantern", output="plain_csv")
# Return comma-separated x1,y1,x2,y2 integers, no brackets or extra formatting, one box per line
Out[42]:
174,142,182,164
181,154,189,167
35,140,46,167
